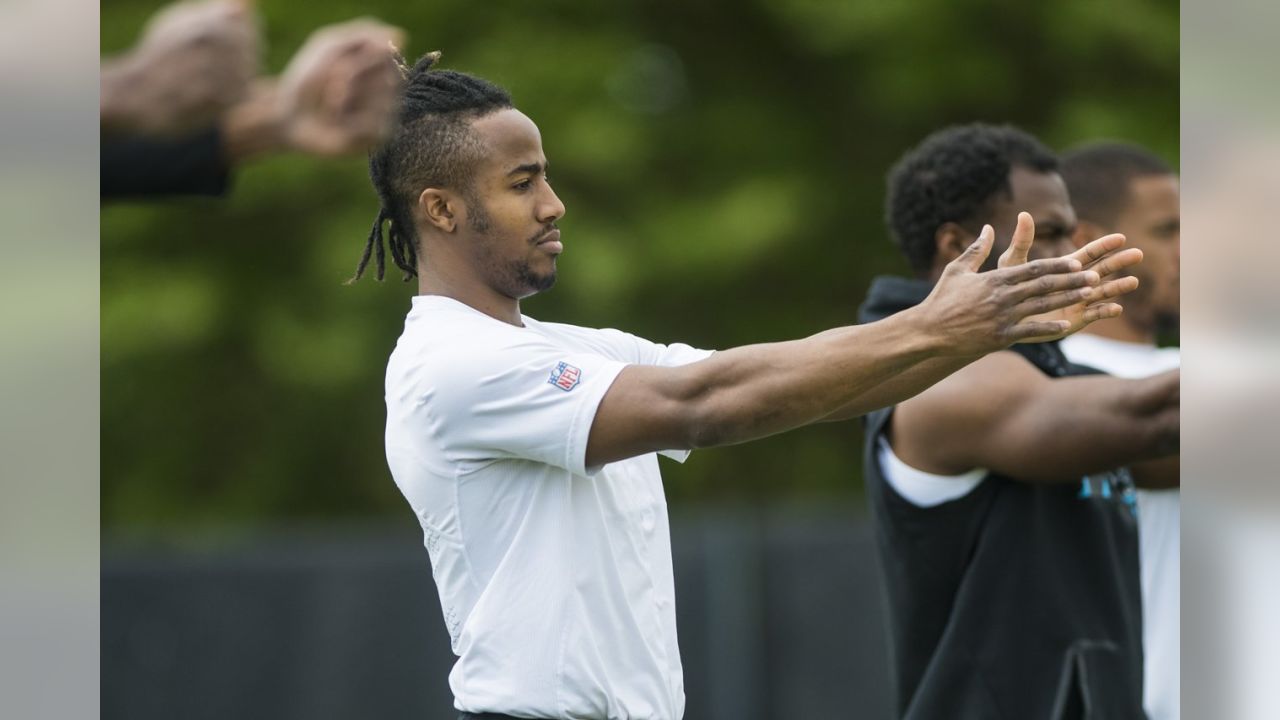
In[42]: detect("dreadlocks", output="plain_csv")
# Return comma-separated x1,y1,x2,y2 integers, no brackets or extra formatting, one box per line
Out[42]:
350,52,513,283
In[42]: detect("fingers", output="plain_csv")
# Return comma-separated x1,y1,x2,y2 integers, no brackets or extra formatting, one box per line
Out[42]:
1087,247,1144,280
948,225,994,274
1069,232,1126,267
1012,274,1137,325
1007,268,1100,302
1007,319,1071,343
325,43,402,117
281,19,405,102
1080,302,1125,325
997,212,1035,269
1013,284,1099,318
1093,275,1140,302
994,254,1083,285
285,31,402,153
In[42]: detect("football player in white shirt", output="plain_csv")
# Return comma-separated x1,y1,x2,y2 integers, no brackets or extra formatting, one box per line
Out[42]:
352,53,1143,720
1061,142,1181,720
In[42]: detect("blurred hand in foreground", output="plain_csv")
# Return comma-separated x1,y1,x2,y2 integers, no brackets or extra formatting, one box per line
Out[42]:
101,0,260,137
222,19,408,161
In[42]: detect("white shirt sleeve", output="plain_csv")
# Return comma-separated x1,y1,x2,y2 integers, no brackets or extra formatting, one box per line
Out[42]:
635,338,715,368
611,331,714,463
425,336,627,477
877,436,986,507
580,326,714,369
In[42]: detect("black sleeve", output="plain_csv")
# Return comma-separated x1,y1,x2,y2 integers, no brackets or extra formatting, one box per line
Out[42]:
101,128,232,200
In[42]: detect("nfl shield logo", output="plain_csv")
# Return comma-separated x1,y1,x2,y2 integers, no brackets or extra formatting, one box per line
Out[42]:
548,361,582,391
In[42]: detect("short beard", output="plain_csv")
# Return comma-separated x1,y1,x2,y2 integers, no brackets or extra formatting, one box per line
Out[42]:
466,192,557,298
514,260,557,294
464,186,493,235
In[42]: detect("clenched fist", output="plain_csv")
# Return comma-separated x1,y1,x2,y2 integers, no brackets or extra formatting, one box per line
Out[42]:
102,0,260,137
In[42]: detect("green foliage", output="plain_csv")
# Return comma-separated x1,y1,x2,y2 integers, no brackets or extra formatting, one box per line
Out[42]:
102,0,1178,530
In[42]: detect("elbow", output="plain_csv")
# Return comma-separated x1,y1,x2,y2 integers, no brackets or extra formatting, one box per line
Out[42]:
684,392,785,450
679,377,769,450
665,360,787,450
683,392,732,450
660,366,730,450
686,416,728,450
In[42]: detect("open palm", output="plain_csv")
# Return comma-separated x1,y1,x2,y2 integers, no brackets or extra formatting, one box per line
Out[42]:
997,212,1144,343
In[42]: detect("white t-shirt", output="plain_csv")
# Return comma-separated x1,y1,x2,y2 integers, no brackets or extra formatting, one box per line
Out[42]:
1061,332,1181,720
384,295,712,720
876,436,986,507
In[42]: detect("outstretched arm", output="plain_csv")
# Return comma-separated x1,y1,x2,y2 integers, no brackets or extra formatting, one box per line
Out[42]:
889,353,1179,483
585,225,1101,467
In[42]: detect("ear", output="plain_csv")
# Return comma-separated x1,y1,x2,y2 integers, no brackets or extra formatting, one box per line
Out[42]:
1071,219,1106,250
418,187,457,233
934,221,975,267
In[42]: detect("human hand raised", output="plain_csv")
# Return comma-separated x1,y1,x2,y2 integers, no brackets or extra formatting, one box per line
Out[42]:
270,19,407,156
101,0,260,137
913,223,1102,356
997,212,1144,343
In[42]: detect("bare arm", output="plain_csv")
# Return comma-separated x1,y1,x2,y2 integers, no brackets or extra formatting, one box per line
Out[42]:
890,353,1179,483
585,225,1103,467
818,354,983,423
1132,455,1180,489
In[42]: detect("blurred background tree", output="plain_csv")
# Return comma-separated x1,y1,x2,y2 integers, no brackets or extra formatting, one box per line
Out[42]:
102,0,1177,531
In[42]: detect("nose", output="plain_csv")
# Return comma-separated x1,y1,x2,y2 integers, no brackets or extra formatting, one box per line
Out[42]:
538,184,565,224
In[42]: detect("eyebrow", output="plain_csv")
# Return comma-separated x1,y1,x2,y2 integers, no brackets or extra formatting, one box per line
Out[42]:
506,161,547,177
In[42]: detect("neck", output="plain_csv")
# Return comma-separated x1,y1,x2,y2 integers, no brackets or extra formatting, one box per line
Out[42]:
417,261,523,327
1080,314,1155,346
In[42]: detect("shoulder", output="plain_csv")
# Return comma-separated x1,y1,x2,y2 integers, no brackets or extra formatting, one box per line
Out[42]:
527,319,649,361
388,308,554,393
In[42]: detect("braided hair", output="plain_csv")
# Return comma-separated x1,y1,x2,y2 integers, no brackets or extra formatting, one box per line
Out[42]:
350,52,513,283
885,123,1058,275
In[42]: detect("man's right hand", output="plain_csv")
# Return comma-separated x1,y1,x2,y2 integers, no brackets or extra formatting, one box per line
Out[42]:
101,0,260,138
1001,212,1144,343
913,221,1105,356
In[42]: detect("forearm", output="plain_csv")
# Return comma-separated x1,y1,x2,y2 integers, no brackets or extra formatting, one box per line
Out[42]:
1132,454,1180,489
219,80,286,164
686,307,947,447
998,371,1181,481
100,57,137,132
821,353,983,422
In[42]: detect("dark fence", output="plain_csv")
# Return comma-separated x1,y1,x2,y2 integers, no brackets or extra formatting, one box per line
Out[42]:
102,505,894,719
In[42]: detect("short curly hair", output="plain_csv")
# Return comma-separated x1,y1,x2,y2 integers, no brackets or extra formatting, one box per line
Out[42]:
1061,142,1173,228
886,123,1058,275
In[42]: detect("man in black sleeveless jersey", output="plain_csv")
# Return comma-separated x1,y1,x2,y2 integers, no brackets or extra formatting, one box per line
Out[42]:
859,124,1180,719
